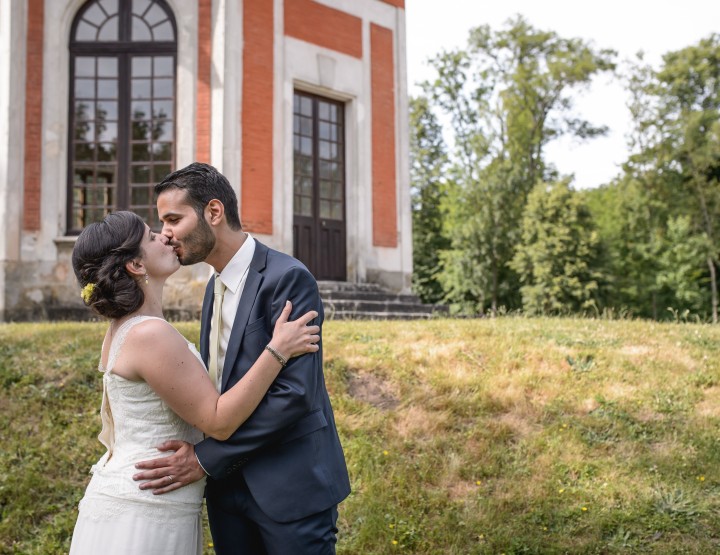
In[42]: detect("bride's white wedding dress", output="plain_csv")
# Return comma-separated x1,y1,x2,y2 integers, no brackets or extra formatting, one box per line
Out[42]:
69,316,206,555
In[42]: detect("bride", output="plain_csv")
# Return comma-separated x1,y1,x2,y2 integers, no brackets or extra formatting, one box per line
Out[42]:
68,211,319,554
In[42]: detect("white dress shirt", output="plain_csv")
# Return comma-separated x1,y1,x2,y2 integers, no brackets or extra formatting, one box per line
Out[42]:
210,234,256,390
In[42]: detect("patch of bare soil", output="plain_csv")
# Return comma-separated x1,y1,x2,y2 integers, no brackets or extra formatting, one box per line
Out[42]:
347,371,399,410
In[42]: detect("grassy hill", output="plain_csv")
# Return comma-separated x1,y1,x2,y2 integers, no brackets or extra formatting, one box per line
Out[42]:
2,318,720,554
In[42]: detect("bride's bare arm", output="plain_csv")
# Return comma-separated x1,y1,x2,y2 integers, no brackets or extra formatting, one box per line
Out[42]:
118,302,318,440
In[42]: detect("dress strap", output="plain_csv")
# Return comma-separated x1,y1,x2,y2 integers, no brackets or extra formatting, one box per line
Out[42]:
106,315,165,372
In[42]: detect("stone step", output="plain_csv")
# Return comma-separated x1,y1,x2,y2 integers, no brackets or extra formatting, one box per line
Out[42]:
318,281,448,320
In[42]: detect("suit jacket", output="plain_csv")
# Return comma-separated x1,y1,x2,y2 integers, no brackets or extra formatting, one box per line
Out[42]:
194,240,351,523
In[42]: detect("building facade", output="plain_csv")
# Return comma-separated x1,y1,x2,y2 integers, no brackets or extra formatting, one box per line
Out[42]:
0,0,411,320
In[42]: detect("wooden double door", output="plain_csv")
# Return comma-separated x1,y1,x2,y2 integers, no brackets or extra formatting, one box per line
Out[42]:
292,91,346,281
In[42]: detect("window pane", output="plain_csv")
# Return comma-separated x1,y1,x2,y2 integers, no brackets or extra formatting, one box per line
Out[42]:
152,143,172,161
75,21,98,41
97,143,117,161
153,21,174,41
154,57,173,77
132,57,152,77
132,121,150,140
75,101,94,121
96,100,118,120
132,79,151,99
97,79,118,99
74,142,95,162
97,122,117,142
97,58,118,77
319,122,331,140
318,102,329,121
75,57,95,77
300,117,312,137
83,4,106,27
153,120,173,141
133,0,151,17
331,201,343,220
73,121,94,141
145,4,166,26
320,180,331,199
99,0,118,15
95,166,116,185
132,142,151,161
131,186,150,205
132,17,152,41
301,137,312,156
131,100,151,119
97,15,118,41
300,96,312,116
319,200,330,218
153,100,173,118
332,181,343,200
153,78,173,98
153,164,172,181
75,79,95,98
74,166,94,183
131,165,151,183
301,196,312,216
319,141,330,160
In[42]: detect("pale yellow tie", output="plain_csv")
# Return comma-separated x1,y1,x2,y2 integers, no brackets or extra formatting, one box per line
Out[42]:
208,275,225,390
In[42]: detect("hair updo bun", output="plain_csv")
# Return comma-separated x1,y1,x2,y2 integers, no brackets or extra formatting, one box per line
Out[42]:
72,211,147,319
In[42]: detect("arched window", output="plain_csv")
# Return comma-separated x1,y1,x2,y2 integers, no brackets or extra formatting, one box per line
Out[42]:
67,0,176,233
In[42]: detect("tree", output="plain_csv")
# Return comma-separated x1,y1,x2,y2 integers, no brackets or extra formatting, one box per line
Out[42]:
511,179,602,315
624,35,720,322
409,96,450,304
423,16,615,314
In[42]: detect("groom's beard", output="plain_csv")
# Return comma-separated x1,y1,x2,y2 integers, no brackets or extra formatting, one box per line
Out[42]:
175,216,216,265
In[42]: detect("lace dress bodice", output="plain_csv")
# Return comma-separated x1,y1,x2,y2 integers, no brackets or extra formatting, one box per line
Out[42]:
70,316,206,555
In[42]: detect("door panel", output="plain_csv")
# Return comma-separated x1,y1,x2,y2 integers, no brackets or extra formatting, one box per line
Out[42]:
292,92,346,281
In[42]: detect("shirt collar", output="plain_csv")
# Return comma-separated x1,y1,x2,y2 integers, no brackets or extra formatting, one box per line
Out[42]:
217,234,255,295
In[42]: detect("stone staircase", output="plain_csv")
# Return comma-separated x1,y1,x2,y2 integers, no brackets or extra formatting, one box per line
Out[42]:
318,281,448,320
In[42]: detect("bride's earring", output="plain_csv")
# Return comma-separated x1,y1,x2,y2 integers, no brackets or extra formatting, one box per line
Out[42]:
144,273,149,285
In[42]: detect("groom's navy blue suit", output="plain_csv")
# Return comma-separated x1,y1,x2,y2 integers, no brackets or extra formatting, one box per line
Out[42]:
195,240,350,553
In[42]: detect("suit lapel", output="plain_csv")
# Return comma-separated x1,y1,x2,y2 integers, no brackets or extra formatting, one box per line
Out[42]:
221,241,269,391
199,275,214,366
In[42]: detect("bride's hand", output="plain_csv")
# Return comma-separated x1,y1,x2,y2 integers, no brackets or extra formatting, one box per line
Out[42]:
268,301,320,362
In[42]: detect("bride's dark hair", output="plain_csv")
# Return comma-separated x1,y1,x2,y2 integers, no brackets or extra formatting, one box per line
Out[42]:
72,211,147,319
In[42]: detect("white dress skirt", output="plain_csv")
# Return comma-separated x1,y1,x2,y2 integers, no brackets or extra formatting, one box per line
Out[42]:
69,316,206,555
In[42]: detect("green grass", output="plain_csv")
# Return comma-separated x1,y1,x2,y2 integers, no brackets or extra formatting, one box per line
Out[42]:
3,318,720,553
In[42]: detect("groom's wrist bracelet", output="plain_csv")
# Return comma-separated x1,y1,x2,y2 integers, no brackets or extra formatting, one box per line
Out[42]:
265,344,288,367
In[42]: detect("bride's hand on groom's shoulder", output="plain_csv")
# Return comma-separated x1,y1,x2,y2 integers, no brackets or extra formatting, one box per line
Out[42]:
132,440,206,495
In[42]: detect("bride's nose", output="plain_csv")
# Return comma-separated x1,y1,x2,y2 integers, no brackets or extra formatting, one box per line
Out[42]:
159,234,169,245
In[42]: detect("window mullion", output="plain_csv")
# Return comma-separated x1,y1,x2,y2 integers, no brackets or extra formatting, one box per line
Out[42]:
116,53,130,210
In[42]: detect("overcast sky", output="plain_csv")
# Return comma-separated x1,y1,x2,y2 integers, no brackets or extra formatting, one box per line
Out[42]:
405,0,720,189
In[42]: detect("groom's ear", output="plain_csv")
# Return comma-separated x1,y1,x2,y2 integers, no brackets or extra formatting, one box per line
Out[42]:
205,199,225,227
125,258,145,279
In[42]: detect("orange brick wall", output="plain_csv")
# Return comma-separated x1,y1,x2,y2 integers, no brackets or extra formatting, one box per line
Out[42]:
370,23,397,247
195,0,212,164
284,0,362,59
379,0,404,8
23,0,44,231
241,0,274,234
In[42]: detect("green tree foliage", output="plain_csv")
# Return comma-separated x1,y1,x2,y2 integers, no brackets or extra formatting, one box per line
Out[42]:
423,16,615,314
409,96,450,303
618,35,720,321
511,179,602,314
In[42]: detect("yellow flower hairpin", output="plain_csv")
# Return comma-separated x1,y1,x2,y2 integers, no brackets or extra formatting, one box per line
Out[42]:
80,282,96,303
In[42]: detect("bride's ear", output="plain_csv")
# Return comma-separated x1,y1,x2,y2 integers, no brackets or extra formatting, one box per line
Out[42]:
125,258,146,279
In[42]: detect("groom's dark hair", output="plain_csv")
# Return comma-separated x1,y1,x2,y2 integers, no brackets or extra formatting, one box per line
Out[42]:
155,162,242,230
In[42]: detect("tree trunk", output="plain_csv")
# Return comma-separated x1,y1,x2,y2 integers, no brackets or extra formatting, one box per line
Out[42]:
708,256,718,324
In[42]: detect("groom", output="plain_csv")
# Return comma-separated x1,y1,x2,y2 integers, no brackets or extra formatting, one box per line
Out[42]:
133,162,351,554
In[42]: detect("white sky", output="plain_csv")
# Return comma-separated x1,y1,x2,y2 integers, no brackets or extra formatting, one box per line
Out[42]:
405,0,720,189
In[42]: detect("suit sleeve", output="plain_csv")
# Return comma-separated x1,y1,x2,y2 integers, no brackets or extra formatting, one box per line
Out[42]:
194,265,324,478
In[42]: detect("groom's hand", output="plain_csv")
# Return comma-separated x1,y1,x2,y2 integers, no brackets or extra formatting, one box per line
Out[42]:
133,440,206,495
